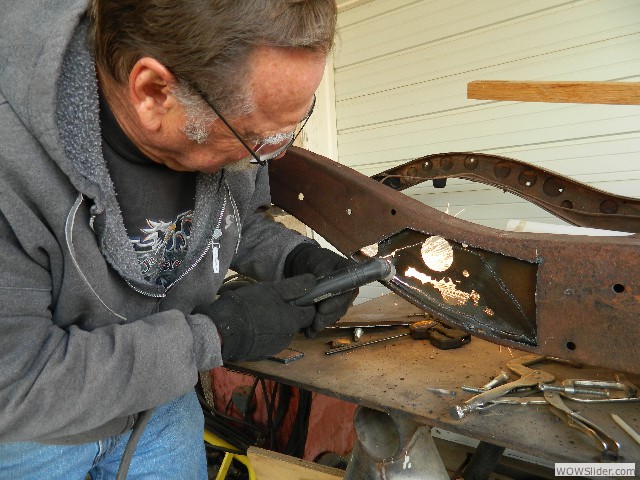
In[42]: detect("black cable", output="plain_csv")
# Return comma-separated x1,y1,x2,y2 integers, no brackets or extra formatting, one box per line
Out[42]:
273,384,293,431
115,408,155,480
283,389,312,458
196,388,263,435
259,379,277,450
196,384,265,453
243,377,260,420
202,411,258,452
267,382,279,441
197,374,313,461
223,395,234,415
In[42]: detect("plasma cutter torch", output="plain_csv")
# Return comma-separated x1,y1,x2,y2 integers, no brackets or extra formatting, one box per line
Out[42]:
291,257,396,307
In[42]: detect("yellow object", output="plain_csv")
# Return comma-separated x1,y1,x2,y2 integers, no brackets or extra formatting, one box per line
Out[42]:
247,447,344,480
203,429,256,480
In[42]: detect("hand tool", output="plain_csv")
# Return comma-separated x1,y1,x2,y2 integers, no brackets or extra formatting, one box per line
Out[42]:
409,320,471,350
450,354,554,419
461,371,510,394
407,319,438,339
470,390,622,459
538,383,610,398
544,390,620,459
291,257,395,306
327,318,470,355
559,377,640,403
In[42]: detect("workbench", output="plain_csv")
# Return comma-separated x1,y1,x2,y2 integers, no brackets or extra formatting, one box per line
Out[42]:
229,293,640,475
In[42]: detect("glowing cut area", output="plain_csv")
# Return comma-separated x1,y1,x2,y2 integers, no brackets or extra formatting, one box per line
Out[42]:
405,267,480,307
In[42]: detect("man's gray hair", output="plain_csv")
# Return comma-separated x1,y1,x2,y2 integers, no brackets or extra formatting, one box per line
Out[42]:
90,0,337,117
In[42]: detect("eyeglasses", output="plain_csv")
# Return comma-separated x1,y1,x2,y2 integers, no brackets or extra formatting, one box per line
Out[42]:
187,81,315,166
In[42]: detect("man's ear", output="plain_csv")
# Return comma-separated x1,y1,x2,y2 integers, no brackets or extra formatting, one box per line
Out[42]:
128,57,178,132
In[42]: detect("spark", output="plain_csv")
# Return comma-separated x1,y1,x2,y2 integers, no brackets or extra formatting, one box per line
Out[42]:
378,241,423,259
445,203,466,218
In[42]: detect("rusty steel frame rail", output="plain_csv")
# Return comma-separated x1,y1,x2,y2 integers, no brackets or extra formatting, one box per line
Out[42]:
371,152,640,233
269,147,639,374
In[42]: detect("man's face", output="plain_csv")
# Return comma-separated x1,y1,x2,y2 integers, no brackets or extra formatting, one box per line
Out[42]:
153,46,326,173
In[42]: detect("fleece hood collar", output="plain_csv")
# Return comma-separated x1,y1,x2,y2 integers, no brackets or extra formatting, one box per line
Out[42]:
0,0,88,183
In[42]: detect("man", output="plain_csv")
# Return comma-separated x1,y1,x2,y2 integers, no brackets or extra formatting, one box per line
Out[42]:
0,1,354,478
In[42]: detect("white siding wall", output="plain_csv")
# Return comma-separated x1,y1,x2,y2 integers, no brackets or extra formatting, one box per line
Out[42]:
329,0,640,303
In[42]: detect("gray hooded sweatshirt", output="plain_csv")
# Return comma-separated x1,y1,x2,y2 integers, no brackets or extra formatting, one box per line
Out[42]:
0,0,311,444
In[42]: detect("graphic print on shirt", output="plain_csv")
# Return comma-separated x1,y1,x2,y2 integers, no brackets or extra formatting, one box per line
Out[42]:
130,210,193,286
224,214,235,230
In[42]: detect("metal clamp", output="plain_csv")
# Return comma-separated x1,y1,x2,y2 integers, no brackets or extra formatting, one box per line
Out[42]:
544,390,620,459
451,354,554,419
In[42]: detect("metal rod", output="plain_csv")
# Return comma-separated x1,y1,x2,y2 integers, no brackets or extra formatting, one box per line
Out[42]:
611,414,640,446
326,333,409,355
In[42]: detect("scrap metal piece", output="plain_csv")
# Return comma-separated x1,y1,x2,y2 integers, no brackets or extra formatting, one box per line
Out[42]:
269,147,640,373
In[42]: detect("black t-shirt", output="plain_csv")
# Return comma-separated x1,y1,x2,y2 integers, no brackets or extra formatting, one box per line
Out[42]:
100,94,197,287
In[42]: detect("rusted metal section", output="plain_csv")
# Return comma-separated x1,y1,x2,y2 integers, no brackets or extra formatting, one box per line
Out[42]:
269,147,639,374
371,152,640,233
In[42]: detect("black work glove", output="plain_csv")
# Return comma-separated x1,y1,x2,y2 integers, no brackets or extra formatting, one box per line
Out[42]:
284,243,358,337
193,275,317,362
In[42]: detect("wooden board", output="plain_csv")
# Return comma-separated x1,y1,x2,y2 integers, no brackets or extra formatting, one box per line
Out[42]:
467,81,640,105
247,447,344,480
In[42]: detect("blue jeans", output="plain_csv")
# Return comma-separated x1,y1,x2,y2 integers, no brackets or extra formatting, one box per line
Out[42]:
0,390,207,480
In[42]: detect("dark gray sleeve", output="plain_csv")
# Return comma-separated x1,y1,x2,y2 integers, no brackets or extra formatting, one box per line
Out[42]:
0,208,222,443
